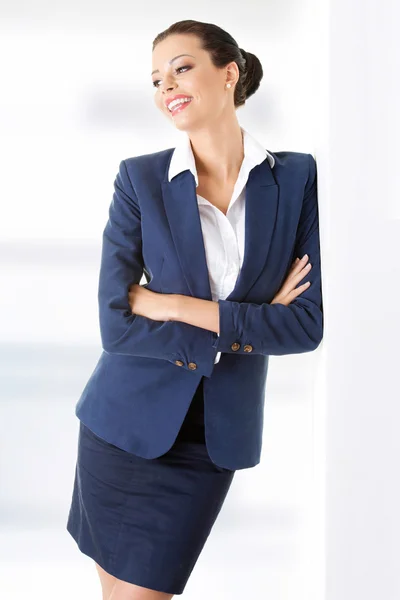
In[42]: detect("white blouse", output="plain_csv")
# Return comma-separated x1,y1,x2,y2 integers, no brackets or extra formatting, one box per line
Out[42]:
168,126,275,364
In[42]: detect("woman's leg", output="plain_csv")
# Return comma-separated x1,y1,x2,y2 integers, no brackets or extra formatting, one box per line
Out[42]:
95,562,117,600
108,579,174,600
95,561,174,600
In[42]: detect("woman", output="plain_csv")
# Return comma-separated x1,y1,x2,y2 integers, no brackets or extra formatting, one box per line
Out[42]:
66,19,323,600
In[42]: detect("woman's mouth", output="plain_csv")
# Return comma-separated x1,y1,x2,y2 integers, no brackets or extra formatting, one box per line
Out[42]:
169,99,193,116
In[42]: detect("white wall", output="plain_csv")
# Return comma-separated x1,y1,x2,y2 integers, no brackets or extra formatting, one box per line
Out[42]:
322,0,400,598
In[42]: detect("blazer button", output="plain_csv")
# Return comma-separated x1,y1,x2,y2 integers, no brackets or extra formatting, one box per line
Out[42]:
231,342,240,351
175,360,184,366
188,362,197,370
243,344,253,352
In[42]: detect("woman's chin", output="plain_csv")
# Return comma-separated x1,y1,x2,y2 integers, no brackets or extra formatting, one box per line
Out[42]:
170,114,203,132
171,118,194,131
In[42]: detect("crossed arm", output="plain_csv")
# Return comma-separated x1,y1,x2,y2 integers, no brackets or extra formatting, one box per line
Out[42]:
99,155,323,377
129,284,220,333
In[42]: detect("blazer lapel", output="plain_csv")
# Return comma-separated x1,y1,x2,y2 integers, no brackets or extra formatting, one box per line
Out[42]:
161,155,278,303
227,159,278,301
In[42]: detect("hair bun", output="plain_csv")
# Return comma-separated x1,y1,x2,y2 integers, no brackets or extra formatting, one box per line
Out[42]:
239,48,248,63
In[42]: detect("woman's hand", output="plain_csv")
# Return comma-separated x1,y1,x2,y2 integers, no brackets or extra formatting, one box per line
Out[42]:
270,254,312,306
128,284,175,322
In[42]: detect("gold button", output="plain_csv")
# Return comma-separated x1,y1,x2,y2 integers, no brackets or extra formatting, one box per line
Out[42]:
243,344,253,352
188,362,197,370
231,342,240,351
175,360,184,366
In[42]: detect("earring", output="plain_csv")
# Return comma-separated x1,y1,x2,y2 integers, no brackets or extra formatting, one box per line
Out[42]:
226,83,231,89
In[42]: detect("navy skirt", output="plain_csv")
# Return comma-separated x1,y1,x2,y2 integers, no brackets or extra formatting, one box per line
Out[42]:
66,377,235,596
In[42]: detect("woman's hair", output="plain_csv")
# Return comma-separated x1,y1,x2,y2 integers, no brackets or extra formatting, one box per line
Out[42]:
152,19,263,109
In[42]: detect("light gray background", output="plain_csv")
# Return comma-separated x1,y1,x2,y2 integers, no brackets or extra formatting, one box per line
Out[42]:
1,1,399,599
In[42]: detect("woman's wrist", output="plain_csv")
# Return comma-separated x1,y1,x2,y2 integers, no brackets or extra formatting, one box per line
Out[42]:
165,293,182,321
165,293,220,333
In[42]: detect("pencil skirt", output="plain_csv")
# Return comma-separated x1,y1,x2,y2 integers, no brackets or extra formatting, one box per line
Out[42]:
66,377,235,595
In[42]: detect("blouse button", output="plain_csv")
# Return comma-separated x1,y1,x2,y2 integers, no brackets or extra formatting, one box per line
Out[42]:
231,342,240,351
175,360,184,366
243,344,253,352
188,362,197,370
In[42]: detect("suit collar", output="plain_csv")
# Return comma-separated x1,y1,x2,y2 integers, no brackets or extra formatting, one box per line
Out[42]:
161,132,278,303
167,126,275,187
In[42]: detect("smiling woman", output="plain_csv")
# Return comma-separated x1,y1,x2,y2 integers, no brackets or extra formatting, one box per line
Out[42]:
66,17,323,600
150,27,252,135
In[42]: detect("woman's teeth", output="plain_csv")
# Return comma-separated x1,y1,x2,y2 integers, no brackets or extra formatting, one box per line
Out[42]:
169,98,192,113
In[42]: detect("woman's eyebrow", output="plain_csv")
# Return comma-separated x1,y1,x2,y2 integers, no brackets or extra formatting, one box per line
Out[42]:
151,54,196,76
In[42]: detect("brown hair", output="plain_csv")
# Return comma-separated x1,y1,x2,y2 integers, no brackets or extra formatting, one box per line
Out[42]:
152,19,263,109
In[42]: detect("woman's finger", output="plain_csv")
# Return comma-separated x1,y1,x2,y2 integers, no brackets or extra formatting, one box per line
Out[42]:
287,255,309,279
281,263,312,297
274,279,311,306
288,257,300,273
285,281,311,303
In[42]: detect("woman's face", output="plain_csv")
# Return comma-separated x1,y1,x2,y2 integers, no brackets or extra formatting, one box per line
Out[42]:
152,33,237,132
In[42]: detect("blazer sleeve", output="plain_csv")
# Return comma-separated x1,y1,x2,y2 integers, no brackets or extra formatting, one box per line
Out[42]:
215,153,324,356
98,159,218,377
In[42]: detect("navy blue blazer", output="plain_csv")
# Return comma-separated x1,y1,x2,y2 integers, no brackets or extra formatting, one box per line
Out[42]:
75,147,323,471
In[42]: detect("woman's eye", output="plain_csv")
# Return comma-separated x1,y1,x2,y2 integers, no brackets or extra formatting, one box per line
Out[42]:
176,65,191,74
152,65,191,88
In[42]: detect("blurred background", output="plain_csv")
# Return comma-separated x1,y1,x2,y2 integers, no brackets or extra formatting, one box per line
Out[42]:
1,1,399,599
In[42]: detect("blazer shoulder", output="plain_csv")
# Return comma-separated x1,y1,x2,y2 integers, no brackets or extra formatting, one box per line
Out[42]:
270,149,315,168
278,153,319,225
122,147,173,170
119,147,174,184
269,150,316,189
